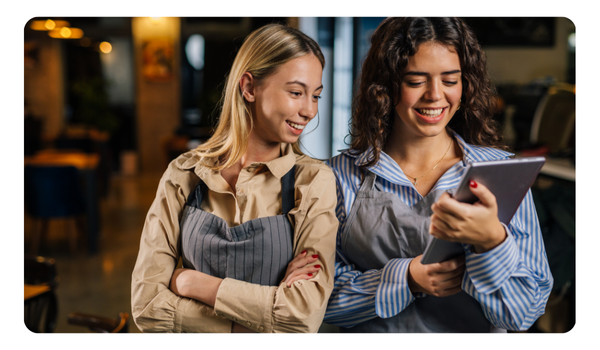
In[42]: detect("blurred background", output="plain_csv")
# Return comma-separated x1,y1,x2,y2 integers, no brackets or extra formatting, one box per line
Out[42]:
23,17,575,333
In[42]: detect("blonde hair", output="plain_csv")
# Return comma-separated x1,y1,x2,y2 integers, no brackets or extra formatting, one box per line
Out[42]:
195,24,325,170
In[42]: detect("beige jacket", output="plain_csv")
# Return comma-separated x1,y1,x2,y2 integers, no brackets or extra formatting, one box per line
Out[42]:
131,144,338,332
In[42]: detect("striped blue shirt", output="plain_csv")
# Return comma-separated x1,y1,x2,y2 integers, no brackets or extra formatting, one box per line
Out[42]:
323,133,553,331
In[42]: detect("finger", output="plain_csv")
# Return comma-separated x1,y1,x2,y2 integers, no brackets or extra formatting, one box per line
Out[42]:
287,250,314,271
286,270,319,287
432,195,466,220
284,263,322,286
439,254,465,270
429,222,461,242
430,214,458,233
467,180,497,208
440,285,463,296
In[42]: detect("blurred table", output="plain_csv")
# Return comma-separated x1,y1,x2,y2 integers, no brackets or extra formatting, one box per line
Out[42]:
24,150,101,253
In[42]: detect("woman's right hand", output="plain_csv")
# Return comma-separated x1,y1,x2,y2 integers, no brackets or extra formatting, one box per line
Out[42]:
407,254,465,297
281,250,321,287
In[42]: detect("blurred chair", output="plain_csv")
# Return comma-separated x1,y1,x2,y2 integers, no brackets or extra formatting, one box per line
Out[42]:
67,312,130,333
24,165,86,255
529,84,575,154
24,255,59,333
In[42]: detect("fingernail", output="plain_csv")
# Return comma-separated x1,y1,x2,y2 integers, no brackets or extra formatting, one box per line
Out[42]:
308,273,313,277
314,265,321,269
301,250,307,255
312,255,319,259
469,180,477,188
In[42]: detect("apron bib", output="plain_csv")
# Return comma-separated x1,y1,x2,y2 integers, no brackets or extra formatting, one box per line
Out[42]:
340,171,498,332
180,166,295,287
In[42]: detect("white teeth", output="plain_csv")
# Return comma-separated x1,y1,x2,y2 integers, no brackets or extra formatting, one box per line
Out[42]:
417,108,444,117
287,122,305,130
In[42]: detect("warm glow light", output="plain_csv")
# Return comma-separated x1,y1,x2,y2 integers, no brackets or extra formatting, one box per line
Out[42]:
99,41,112,54
44,19,56,30
48,27,84,39
30,19,70,31
60,27,71,38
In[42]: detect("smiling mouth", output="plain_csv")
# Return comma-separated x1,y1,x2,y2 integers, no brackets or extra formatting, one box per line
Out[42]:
416,108,446,117
286,121,305,130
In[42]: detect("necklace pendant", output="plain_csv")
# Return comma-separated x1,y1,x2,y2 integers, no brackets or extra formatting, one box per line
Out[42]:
413,178,418,186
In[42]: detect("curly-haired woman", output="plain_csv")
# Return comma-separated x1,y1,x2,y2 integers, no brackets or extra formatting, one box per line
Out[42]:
323,17,553,332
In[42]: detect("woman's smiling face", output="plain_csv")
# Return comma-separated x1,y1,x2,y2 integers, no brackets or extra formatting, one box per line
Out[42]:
394,41,462,140
249,54,323,147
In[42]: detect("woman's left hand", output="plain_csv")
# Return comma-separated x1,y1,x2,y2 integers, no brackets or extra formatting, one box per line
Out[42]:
430,180,507,253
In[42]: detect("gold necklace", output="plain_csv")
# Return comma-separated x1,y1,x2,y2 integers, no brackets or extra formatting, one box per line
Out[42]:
403,138,453,186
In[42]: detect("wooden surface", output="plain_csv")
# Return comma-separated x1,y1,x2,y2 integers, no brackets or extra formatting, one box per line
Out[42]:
24,284,51,300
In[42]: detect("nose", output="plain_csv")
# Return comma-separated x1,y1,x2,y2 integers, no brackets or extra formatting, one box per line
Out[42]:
424,79,442,102
300,98,318,120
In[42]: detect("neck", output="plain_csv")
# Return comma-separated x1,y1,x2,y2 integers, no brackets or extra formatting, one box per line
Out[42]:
385,129,454,166
241,131,282,167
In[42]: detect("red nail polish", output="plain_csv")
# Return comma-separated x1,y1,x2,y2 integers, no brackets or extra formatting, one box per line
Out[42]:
314,265,321,269
308,273,313,277
301,250,307,255
469,180,477,188
312,255,319,259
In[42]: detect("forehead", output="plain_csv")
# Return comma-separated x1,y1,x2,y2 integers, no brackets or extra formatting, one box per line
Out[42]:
405,42,461,72
266,54,323,87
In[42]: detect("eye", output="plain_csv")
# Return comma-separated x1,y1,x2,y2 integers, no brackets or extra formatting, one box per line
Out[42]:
313,95,322,100
406,81,425,87
443,81,459,85
290,91,302,97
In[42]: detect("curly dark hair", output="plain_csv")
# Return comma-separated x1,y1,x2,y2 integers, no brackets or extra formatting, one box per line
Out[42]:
350,17,506,168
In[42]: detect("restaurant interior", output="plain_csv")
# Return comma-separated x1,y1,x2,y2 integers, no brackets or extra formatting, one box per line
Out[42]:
23,17,575,334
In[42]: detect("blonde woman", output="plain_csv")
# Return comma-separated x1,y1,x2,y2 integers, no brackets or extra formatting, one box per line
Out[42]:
131,24,338,333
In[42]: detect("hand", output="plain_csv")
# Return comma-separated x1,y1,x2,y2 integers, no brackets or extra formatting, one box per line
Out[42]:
408,254,465,297
281,250,321,287
170,268,195,297
430,180,507,253
169,268,222,307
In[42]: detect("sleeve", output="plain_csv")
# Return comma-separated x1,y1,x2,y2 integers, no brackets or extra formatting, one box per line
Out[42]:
462,190,554,331
213,166,339,333
322,164,417,328
130,163,233,333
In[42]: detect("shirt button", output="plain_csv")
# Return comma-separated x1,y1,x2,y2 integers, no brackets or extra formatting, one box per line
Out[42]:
232,317,237,322
245,321,251,327
258,326,264,332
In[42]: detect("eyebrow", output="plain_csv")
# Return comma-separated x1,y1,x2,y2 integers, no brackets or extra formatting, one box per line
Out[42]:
286,80,323,91
404,69,462,76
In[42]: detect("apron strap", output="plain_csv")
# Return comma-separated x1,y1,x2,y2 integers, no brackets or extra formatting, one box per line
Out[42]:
360,170,378,192
186,179,207,209
281,165,296,215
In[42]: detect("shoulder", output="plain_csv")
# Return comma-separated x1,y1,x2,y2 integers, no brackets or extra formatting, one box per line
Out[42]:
159,151,203,197
293,153,336,185
463,143,514,163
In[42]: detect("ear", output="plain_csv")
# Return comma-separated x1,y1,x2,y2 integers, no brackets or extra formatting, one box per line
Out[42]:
239,72,255,103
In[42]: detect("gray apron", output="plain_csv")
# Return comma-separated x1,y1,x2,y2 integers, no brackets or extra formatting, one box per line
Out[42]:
180,166,295,287
340,171,500,332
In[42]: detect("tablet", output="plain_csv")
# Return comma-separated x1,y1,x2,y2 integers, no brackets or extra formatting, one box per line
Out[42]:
420,156,546,264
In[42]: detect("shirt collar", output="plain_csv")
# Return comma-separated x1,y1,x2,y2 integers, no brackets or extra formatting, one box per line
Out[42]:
340,130,513,187
343,130,512,168
178,143,296,180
